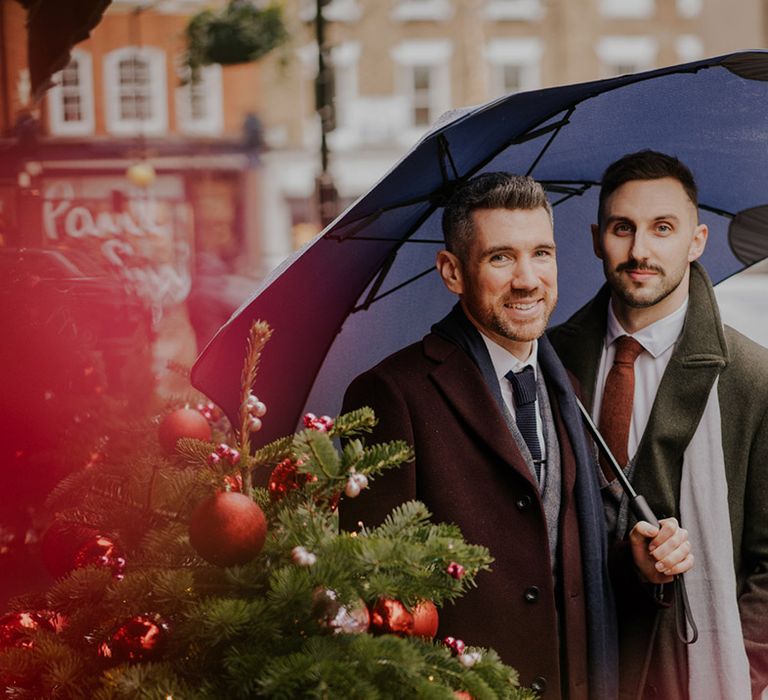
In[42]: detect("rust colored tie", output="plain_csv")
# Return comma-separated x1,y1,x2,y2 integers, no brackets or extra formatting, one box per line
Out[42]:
598,335,645,481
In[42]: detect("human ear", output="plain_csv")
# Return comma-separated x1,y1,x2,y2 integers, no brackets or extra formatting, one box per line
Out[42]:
591,223,604,260
436,250,464,295
688,223,708,262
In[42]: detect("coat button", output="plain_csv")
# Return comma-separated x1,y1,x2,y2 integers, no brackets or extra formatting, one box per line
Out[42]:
515,495,532,511
531,676,547,693
523,586,539,603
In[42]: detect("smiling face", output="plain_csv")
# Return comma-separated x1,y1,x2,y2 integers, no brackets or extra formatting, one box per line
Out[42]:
592,177,708,330
437,206,557,360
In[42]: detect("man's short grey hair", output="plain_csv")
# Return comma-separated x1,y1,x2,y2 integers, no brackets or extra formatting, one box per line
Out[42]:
442,172,553,261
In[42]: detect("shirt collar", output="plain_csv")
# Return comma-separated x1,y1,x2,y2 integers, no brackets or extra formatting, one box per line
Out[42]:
605,297,689,358
480,333,538,382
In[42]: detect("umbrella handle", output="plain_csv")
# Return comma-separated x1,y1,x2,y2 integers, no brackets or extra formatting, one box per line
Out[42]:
629,495,698,645
629,495,658,528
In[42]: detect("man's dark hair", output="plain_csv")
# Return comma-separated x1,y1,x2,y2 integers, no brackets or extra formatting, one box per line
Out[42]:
442,172,552,262
598,150,699,228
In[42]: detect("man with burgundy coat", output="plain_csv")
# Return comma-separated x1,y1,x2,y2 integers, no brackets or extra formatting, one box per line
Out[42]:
341,173,692,700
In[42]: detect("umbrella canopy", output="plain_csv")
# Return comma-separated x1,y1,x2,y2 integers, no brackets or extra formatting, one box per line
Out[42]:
192,50,768,446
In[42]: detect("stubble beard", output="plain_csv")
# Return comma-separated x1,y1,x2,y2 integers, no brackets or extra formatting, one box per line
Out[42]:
478,293,556,343
605,260,686,309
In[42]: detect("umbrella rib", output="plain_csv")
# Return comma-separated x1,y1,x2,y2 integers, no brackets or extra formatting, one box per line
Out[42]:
525,107,576,177
351,266,436,313
438,133,460,182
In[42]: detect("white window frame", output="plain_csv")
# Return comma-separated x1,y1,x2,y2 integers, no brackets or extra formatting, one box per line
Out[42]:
484,0,544,21
596,36,658,78
599,0,654,19
47,50,95,136
392,40,452,141
176,63,224,136
327,41,360,148
104,46,168,136
391,0,453,22
676,0,702,18
485,38,542,98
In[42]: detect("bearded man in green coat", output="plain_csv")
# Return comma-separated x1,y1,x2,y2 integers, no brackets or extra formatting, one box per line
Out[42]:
549,150,768,700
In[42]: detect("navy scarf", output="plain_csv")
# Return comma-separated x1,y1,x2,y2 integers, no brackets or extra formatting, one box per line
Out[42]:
432,303,618,700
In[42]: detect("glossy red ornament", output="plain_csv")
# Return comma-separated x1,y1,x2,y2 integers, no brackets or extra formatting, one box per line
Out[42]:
370,597,414,636
74,535,126,579
0,612,57,650
268,458,312,501
454,692,473,699
188,491,267,567
446,561,466,579
158,408,212,455
411,600,439,639
98,614,169,662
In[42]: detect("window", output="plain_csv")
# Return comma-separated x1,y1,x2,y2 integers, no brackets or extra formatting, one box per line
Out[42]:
104,47,167,136
485,38,542,98
176,64,224,135
392,40,452,136
297,41,360,149
596,37,658,78
48,50,94,136
391,0,453,22
329,42,359,133
599,0,654,19
484,0,543,21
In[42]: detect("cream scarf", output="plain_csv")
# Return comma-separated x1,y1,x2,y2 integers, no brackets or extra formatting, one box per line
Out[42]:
681,375,752,699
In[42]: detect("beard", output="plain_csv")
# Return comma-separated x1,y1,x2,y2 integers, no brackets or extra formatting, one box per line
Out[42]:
605,259,687,309
464,288,557,343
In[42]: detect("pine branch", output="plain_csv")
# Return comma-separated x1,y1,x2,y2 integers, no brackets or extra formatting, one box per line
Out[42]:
329,406,377,438
236,321,273,470
250,435,295,470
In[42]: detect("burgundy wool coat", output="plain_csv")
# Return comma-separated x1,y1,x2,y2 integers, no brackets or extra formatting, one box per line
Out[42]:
340,331,591,700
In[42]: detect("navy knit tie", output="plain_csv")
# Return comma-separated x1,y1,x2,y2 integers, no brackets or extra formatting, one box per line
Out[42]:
506,365,543,482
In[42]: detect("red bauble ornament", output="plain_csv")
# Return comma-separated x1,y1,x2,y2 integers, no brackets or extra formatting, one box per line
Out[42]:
158,408,212,455
370,597,414,636
411,600,439,639
0,612,57,650
188,492,267,567
40,520,98,578
74,535,126,579
268,458,312,501
98,614,169,662
454,692,473,699
446,561,466,579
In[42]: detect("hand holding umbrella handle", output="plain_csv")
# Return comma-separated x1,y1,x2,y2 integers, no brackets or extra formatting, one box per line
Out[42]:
574,399,698,645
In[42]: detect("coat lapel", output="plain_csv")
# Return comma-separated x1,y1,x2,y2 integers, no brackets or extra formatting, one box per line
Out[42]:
547,287,610,409
632,263,729,516
423,333,540,491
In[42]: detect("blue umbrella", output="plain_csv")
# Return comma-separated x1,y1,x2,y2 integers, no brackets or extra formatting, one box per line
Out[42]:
192,50,768,445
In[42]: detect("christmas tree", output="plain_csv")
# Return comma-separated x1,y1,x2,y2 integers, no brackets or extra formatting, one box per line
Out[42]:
0,321,535,699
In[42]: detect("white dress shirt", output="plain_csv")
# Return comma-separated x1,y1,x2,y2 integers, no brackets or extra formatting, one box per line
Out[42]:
592,298,689,460
480,335,547,477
